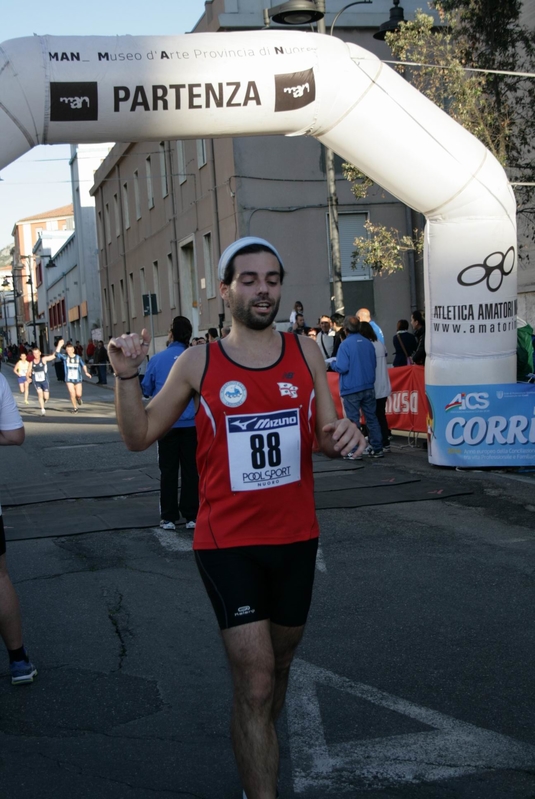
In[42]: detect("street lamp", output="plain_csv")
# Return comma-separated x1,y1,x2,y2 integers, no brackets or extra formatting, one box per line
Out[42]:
4,268,38,345
264,0,325,26
373,0,405,40
0,278,19,346
0,291,10,346
264,0,372,315
18,256,37,345
34,254,56,269
2,276,23,344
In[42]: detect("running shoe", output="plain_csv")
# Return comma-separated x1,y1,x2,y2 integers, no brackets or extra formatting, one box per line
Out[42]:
10,656,38,685
366,448,384,458
185,521,196,530
77,397,83,406
41,409,46,416
71,407,78,414
160,520,176,531
24,399,29,404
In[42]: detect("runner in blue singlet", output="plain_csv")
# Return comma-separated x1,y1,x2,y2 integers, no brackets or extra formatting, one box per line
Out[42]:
27,348,58,416
55,340,93,413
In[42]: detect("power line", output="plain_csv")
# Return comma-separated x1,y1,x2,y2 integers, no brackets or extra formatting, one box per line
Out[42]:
382,60,535,78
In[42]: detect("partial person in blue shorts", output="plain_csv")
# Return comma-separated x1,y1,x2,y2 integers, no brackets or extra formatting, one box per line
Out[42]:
28,347,58,416
0,373,37,684
55,339,93,413
13,352,31,405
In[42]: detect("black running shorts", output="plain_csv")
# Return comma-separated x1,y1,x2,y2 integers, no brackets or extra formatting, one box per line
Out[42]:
195,538,319,630
0,516,5,557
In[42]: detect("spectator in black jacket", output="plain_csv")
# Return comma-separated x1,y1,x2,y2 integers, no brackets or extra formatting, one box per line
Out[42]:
331,313,346,357
411,311,426,365
393,319,417,367
95,340,109,384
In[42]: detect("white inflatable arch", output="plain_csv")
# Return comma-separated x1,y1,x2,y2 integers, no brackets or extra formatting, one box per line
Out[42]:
0,31,517,388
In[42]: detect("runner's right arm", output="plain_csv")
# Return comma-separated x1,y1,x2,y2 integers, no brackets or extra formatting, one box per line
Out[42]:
109,330,203,451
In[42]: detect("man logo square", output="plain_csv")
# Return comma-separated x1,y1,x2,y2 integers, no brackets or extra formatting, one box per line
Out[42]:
50,82,99,122
274,69,316,112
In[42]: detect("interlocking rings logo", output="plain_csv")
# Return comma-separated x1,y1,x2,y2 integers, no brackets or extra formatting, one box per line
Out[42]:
457,247,515,293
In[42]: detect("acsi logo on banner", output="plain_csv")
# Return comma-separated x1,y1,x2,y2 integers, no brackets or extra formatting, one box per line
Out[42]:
445,392,490,412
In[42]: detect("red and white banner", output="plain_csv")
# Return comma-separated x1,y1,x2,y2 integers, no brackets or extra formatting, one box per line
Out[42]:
385,365,426,433
327,366,427,435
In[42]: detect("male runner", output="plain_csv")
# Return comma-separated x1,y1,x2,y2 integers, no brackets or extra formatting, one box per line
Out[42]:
108,237,365,799
27,348,58,416
55,340,93,413
13,352,31,405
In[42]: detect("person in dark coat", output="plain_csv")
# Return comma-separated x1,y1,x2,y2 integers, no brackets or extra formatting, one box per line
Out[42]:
411,311,426,365
393,319,417,367
95,341,109,384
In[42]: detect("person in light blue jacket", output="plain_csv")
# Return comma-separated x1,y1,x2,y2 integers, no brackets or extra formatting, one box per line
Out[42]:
330,316,384,458
142,316,199,530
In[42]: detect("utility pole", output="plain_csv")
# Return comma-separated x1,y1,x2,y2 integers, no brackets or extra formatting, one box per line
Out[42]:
316,2,344,316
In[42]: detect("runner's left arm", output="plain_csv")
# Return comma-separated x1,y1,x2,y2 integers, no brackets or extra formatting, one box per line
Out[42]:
299,336,366,458
109,329,201,451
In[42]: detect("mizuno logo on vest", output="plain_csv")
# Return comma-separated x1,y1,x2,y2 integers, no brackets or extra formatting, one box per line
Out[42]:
228,409,298,433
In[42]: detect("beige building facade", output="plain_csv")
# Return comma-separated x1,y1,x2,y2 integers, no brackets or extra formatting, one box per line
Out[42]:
90,0,442,352
11,205,74,345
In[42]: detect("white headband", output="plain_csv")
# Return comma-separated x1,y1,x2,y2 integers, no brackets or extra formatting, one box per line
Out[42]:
217,236,284,281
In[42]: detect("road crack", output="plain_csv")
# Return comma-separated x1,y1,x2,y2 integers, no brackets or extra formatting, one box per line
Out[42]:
105,589,133,670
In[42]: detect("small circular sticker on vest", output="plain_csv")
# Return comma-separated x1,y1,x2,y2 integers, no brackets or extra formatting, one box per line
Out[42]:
220,381,247,407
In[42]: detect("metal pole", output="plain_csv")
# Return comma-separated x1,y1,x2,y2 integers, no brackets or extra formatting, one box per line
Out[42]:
29,274,37,344
11,265,20,343
1,293,8,346
316,9,345,316
330,0,372,36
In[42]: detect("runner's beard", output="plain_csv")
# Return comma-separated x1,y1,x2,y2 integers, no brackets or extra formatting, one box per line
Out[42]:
230,295,280,330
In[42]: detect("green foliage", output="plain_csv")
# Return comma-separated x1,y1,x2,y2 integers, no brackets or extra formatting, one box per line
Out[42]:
438,0,535,238
386,6,507,163
344,1,535,273
342,165,373,200
351,221,424,275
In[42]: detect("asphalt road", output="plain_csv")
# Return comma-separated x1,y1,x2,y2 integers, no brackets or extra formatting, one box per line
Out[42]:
1,365,535,798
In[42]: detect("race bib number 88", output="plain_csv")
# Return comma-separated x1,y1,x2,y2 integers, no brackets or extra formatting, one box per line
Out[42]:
226,409,301,492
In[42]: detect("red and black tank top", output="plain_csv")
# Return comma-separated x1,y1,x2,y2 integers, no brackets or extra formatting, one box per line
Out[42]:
193,333,319,550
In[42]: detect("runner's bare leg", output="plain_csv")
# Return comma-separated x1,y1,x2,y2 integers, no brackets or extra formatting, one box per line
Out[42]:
270,622,305,722
0,555,23,649
222,619,304,799
66,383,77,410
36,388,45,412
